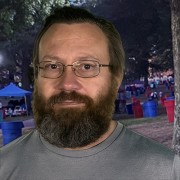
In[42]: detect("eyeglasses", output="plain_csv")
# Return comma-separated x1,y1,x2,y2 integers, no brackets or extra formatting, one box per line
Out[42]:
37,60,111,79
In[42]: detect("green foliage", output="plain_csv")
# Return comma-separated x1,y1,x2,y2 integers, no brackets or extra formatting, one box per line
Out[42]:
87,0,173,82
0,8,15,36
0,0,69,37
0,0,70,88
0,0,173,88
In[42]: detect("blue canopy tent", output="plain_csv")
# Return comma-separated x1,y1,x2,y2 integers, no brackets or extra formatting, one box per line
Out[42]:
0,83,32,116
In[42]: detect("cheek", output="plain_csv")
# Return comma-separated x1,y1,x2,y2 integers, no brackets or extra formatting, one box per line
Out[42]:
86,77,111,100
36,78,54,100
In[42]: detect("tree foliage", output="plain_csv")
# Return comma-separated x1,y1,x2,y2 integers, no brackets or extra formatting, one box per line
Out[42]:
0,0,68,37
0,0,173,88
0,0,102,88
0,0,70,88
86,0,173,83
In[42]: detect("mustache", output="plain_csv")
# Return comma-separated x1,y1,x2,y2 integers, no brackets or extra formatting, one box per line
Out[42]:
47,91,93,107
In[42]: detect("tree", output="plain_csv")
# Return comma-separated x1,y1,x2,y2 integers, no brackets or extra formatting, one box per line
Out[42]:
86,0,173,84
0,0,173,88
0,0,102,88
0,0,70,88
171,0,180,154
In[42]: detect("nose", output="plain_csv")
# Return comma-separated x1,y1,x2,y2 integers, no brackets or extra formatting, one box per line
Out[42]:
56,66,82,91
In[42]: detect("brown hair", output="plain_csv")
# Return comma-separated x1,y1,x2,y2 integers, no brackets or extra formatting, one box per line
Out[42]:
33,6,125,78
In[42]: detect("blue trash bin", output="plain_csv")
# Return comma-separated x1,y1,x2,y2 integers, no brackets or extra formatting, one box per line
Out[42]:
142,100,157,117
1,121,24,145
126,103,134,114
125,91,131,99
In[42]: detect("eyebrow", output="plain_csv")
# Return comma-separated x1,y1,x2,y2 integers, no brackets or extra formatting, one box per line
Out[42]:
41,55,63,62
41,55,101,63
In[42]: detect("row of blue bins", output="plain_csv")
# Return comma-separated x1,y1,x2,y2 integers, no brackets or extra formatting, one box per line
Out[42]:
126,100,157,117
0,122,24,145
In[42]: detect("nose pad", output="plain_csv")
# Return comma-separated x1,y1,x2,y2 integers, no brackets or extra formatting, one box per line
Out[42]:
71,66,76,72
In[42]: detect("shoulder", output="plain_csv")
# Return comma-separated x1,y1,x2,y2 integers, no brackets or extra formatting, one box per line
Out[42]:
0,130,42,174
1,130,39,158
114,122,175,179
117,122,175,159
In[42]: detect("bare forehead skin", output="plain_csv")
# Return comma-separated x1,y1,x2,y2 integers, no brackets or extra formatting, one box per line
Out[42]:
39,23,109,57
40,22,108,43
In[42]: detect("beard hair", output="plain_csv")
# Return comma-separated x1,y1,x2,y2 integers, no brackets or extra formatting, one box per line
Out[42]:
32,77,118,148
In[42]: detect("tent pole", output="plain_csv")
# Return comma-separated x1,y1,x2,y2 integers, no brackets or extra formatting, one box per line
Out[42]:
24,95,28,116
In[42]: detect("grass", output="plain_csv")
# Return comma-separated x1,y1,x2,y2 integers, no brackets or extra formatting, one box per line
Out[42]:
119,114,167,126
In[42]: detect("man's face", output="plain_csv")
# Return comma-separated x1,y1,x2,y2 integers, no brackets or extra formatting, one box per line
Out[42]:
33,23,121,148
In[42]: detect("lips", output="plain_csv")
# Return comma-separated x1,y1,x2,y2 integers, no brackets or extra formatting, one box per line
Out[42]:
54,100,85,107
58,99,84,104
61,100,79,103
47,91,92,108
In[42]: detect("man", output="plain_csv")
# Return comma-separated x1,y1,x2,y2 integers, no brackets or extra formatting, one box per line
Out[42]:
0,6,176,180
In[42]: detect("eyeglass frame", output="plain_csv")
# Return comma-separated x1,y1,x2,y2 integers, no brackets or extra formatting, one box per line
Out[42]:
36,60,112,79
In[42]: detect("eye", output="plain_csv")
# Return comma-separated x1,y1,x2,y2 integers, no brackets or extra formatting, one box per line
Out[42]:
49,64,58,69
43,62,61,70
82,64,92,70
78,62,97,71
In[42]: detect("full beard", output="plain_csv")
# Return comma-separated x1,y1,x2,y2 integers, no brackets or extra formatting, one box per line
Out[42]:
32,78,118,148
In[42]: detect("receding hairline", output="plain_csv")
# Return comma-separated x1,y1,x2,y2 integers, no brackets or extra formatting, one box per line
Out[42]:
40,22,110,41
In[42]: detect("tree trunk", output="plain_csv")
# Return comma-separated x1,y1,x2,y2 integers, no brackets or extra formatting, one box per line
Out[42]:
171,0,180,154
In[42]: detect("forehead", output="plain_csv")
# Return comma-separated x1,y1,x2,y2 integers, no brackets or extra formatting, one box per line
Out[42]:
38,22,110,66
40,22,108,44
39,23,109,59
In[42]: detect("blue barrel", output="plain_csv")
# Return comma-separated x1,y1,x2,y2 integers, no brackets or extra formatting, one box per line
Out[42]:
126,103,134,114
1,121,24,145
142,100,157,117
126,91,131,99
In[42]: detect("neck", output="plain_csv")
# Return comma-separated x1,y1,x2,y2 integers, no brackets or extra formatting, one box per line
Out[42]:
65,120,117,150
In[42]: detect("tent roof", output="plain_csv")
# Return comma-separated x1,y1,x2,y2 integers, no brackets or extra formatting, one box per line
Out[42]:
0,83,32,97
